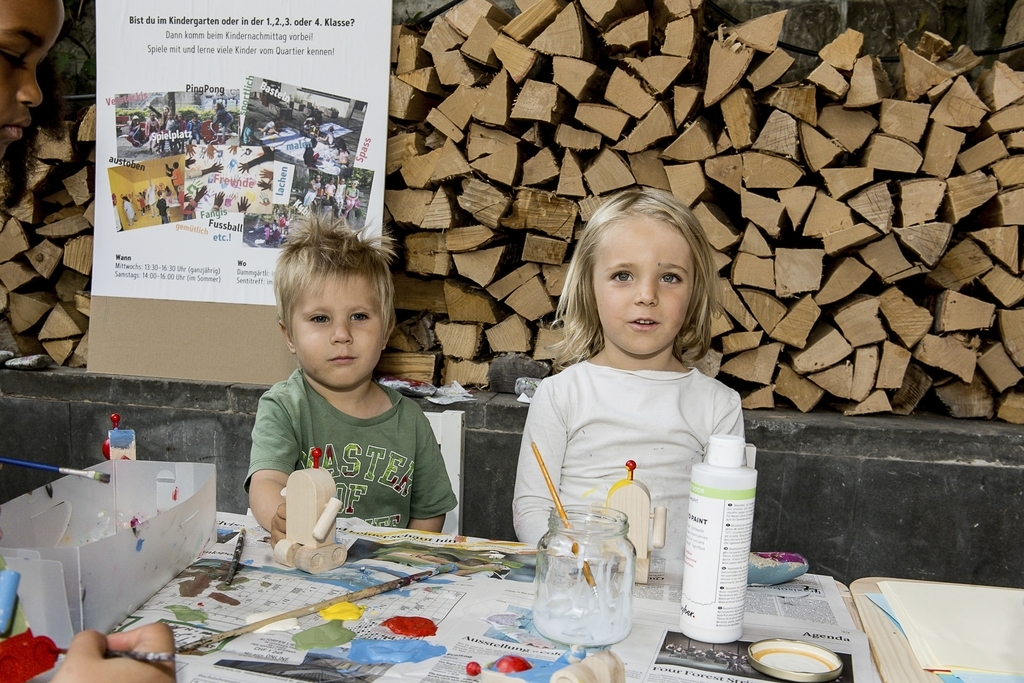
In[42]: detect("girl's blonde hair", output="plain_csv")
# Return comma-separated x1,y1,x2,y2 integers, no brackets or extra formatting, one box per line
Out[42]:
553,187,720,368
275,214,396,338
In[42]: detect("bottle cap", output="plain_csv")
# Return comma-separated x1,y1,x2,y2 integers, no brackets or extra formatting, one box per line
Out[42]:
706,434,746,468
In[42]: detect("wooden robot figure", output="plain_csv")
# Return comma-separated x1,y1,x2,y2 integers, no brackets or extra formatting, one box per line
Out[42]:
273,447,348,574
606,460,666,584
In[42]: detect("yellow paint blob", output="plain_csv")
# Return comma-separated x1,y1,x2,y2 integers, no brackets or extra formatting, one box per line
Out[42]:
319,602,366,622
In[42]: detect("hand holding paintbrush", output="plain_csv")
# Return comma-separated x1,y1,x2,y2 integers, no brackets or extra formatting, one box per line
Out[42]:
531,442,599,594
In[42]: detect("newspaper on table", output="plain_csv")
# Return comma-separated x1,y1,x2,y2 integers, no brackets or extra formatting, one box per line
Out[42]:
125,513,879,683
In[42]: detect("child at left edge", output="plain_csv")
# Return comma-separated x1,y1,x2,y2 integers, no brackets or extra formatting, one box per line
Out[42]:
246,215,457,547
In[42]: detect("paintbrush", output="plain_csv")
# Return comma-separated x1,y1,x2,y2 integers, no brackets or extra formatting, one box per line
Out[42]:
224,528,246,585
55,648,175,663
530,442,599,595
177,563,458,653
0,456,110,483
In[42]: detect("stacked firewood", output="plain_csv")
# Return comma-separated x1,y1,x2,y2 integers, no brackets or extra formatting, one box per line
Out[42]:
0,106,96,367
382,0,1024,423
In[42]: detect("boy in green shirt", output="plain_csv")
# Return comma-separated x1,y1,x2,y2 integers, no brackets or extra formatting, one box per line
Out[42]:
247,216,457,546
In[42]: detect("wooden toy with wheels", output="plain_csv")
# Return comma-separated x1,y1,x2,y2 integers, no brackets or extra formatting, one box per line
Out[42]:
273,448,348,574
606,460,667,584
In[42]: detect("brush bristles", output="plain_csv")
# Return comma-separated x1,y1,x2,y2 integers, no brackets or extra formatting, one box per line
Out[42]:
93,471,111,483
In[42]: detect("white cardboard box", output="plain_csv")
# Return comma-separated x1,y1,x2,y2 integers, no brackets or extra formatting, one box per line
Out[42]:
0,460,216,639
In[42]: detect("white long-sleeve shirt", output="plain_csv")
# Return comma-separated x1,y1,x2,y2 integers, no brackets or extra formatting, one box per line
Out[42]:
512,361,744,561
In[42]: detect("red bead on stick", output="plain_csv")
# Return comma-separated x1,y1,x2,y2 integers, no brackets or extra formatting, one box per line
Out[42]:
110,413,121,430
625,460,636,480
311,447,323,469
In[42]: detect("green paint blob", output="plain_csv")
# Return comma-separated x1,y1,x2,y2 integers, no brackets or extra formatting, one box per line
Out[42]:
215,576,249,591
165,605,209,622
292,621,356,650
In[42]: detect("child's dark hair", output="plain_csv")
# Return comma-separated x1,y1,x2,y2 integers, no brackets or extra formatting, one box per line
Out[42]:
274,213,396,337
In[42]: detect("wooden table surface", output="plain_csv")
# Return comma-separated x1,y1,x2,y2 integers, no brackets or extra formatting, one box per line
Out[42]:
849,577,944,683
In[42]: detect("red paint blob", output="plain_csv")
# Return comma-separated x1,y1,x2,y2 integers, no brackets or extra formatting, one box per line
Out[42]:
493,655,532,673
381,616,437,637
172,486,179,501
466,661,482,676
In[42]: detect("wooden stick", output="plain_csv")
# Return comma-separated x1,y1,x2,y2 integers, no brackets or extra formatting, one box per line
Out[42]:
177,564,457,653
530,442,598,592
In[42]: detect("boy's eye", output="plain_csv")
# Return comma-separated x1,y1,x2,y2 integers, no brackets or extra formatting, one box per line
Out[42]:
612,271,632,282
1,51,27,68
310,315,329,324
351,313,369,321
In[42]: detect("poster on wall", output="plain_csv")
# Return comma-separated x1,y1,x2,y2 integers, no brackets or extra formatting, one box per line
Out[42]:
94,1,391,306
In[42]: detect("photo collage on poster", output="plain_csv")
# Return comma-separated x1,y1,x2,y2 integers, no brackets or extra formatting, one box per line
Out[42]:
108,80,372,249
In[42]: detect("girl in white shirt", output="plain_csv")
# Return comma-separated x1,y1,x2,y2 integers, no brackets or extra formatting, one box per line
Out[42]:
512,188,744,561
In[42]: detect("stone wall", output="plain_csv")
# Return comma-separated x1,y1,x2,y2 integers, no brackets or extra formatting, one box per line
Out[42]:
2,367,1022,588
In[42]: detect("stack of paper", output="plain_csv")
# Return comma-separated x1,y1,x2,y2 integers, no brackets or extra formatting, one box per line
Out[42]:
879,580,1024,677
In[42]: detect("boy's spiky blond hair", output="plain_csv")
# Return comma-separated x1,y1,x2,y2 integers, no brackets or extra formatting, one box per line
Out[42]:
275,214,396,338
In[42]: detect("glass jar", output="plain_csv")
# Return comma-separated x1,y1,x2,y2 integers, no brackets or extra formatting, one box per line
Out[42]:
533,505,635,647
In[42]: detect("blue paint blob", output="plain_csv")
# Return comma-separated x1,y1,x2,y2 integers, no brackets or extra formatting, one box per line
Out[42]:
347,639,446,664
136,538,145,552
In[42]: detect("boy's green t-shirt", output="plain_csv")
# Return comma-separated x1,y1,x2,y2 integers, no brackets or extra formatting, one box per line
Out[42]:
247,369,457,528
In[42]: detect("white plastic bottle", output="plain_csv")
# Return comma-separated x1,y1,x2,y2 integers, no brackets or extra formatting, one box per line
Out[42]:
680,434,757,643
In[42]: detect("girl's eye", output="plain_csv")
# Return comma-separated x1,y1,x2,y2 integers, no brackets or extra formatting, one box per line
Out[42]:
351,313,370,321
661,273,681,283
613,272,632,282
311,315,329,324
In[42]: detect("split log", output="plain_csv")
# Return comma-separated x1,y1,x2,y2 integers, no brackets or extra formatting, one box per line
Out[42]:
444,279,502,324
817,105,877,152
704,40,754,107
819,28,863,71
747,49,794,92
552,56,605,100
977,342,1024,392
741,189,786,238
957,135,1008,174
532,3,591,59
930,76,990,129
926,238,993,291
435,322,484,359
789,323,853,374
453,245,506,286
740,287,788,335
912,334,976,382
444,359,491,387
815,257,873,306
846,56,892,108
877,340,912,389
775,363,825,412
768,294,821,348
486,314,533,353
720,342,782,384
1000,308,1024,366
980,266,1024,307
505,275,555,320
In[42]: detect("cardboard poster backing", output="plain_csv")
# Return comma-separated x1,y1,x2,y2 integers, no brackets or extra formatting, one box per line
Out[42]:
88,296,295,385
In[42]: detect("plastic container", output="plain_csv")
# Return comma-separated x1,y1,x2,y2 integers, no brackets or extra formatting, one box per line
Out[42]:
680,435,757,643
533,505,635,647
